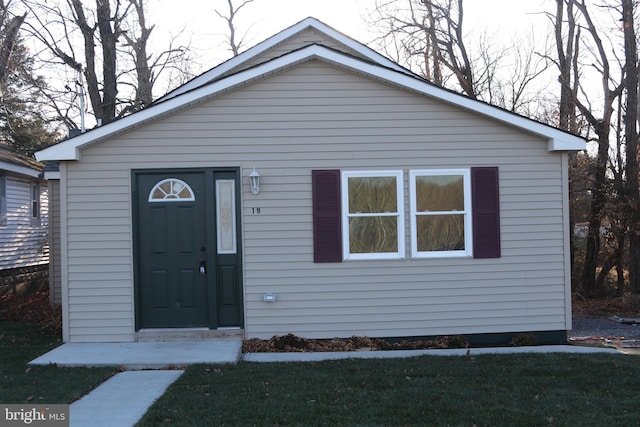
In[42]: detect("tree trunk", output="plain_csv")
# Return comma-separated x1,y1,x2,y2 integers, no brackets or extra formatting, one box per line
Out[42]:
554,0,580,289
623,0,640,293
0,13,26,85
70,0,102,123
554,0,623,297
582,124,610,296
95,0,117,124
122,0,154,111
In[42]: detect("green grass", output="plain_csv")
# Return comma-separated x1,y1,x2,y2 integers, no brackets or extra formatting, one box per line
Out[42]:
0,322,115,404
139,353,640,426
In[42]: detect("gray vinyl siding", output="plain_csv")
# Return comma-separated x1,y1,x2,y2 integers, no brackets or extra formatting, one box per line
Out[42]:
0,175,49,270
48,180,62,305
62,59,570,342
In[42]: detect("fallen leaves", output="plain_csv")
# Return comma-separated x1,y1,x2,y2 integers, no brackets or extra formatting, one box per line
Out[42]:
0,291,62,336
242,333,469,353
572,293,640,317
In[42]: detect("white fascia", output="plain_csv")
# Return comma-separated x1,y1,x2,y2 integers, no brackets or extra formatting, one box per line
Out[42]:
0,162,42,178
36,44,585,162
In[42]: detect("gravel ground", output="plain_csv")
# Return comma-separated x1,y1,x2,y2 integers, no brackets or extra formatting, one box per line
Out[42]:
570,316,640,354
570,316,640,339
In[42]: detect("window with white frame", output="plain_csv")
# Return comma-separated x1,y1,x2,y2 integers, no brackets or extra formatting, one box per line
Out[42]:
0,175,6,226
341,170,404,260
410,169,472,258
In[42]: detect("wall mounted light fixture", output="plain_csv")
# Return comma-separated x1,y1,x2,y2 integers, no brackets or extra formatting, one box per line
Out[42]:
249,167,261,195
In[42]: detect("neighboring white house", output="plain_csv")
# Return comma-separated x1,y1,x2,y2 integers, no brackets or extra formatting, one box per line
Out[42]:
36,18,585,345
0,145,48,277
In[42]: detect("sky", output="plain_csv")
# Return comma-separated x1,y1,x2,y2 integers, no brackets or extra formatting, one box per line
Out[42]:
16,0,554,130
148,0,551,74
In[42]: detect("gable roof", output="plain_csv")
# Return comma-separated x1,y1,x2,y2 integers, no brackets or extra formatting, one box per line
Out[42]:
157,17,418,103
0,146,44,178
36,19,585,162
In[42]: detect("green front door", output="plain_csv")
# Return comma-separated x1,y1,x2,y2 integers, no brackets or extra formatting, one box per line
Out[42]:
134,169,242,329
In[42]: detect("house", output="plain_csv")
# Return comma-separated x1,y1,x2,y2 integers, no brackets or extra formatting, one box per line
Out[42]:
36,18,585,344
0,144,49,293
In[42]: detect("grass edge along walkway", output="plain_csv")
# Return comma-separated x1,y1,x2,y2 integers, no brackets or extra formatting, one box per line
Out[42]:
0,322,116,404
138,353,640,426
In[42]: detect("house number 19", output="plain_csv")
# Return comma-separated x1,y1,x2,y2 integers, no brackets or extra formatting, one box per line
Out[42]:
252,207,261,214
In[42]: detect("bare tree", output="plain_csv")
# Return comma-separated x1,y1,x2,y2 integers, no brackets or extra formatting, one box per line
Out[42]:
372,0,476,97
120,0,190,113
0,3,24,86
0,0,59,155
553,0,624,296
215,0,255,57
20,0,191,129
371,0,552,113
622,0,640,293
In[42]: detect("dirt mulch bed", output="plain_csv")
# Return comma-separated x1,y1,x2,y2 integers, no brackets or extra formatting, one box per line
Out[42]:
0,291,62,337
572,293,640,317
243,333,474,353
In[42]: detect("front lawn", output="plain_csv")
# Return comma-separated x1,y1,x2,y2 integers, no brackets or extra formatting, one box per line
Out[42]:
138,353,640,426
0,322,115,404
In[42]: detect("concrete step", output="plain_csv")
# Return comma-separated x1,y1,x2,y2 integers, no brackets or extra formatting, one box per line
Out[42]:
136,327,244,342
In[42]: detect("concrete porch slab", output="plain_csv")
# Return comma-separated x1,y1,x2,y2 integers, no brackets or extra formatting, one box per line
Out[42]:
29,340,243,369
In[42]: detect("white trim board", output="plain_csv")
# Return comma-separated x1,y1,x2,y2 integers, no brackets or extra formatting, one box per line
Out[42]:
36,38,585,162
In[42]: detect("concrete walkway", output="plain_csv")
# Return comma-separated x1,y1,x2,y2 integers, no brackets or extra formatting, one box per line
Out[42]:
70,370,183,427
30,341,624,369
243,344,622,362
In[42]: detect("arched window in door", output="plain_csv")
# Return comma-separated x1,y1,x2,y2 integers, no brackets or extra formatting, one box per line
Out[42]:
148,178,195,202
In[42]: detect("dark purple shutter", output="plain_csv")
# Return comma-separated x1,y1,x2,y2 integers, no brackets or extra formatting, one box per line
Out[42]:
471,167,501,258
312,170,342,263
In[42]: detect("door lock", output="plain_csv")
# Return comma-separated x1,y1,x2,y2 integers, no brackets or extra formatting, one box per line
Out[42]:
199,259,206,275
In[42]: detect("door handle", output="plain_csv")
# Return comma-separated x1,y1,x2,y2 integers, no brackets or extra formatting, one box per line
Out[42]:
199,259,206,275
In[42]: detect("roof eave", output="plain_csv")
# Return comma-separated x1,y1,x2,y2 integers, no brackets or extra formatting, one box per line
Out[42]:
36,44,586,161
548,137,586,152
36,143,81,162
0,161,43,178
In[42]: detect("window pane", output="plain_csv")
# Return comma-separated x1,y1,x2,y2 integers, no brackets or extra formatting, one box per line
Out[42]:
349,216,398,253
177,187,192,199
149,178,195,202
417,214,465,251
348,177,397,213
416,175,464,212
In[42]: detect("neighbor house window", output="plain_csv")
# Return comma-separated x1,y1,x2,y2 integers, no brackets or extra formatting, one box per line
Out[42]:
341,171,404,260
0,175,6,226
410,169,472,258
30,182,40,226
